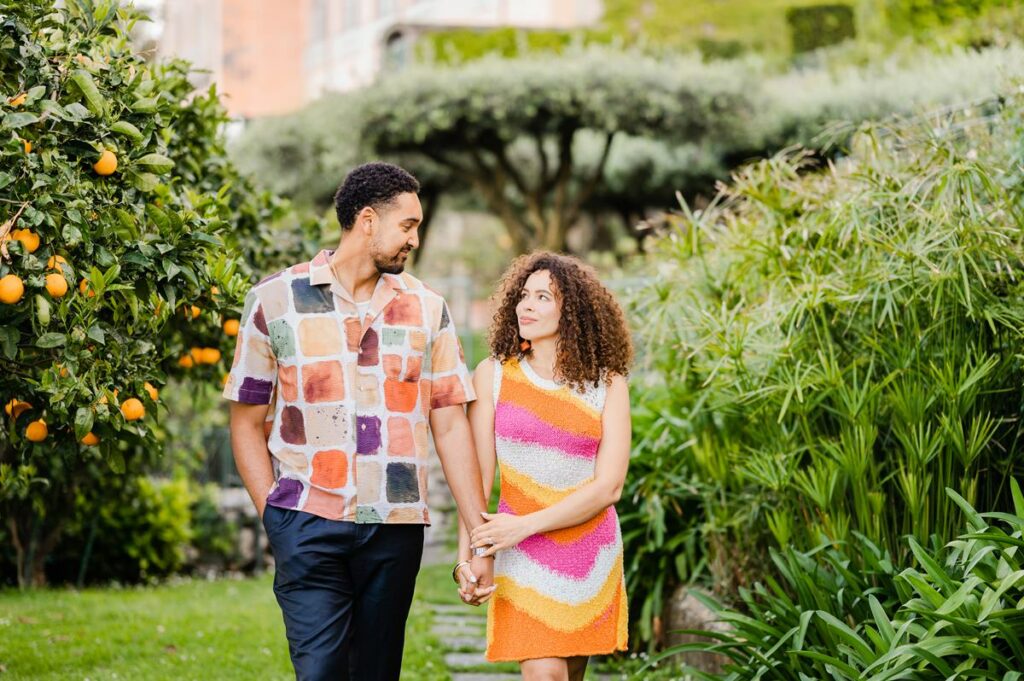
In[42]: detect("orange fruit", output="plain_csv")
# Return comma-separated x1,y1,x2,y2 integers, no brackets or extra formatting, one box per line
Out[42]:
93,149,118,176
47,255,68,270
22,139,31,154
223,319,239,336
183,305,201,319
120,398,145,421
25,419,48,442
190,347,203,364
211,286,220,296
11,229,39,253
4,399,32,419
9,93,27,107
221,373,230,387
178,355,194,368
144,381,159,402
0,274,25,304
199,347,221,365
57,364,69,378
45,273,68,297
79,279,95,297
80,432,100,446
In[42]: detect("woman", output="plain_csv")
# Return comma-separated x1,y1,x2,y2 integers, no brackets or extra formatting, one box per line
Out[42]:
454,252,633,681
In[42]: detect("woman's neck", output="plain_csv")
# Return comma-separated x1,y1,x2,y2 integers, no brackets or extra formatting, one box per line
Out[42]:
526,337,558,380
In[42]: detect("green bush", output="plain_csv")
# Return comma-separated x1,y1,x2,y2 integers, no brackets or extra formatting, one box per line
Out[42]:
656,482,1024,678
48,476,192,585
624,88,1024,646
188,482,239,568
786,4,857,53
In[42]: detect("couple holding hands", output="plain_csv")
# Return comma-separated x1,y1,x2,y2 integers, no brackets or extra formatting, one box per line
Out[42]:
226,162,632,681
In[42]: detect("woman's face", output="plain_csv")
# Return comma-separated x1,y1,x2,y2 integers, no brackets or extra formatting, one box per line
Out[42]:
516,270,561,343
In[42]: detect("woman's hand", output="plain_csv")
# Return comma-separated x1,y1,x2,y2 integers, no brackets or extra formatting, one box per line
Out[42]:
456,562,496,606
470,511,536,558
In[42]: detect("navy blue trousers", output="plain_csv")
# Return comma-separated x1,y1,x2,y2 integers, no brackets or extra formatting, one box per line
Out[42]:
262,505,424,681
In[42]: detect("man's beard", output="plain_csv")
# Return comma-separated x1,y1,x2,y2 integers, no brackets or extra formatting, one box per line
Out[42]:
372,248,410,275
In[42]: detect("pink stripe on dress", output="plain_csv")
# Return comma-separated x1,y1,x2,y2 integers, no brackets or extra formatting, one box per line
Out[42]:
500,501,618,578
495,402,600,459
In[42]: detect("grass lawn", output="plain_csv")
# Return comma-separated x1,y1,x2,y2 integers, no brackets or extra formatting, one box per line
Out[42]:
0,565,452,680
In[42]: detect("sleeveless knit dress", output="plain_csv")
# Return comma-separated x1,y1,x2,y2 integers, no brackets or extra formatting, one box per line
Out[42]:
485,357,628,662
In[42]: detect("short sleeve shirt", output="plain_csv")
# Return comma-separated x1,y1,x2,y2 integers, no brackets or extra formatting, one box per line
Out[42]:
222,249,476,524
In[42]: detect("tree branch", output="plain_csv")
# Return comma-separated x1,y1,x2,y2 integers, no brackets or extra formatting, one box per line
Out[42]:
564,130,617,231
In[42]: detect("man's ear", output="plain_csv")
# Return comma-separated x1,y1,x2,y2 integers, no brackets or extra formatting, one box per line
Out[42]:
357,206,377,235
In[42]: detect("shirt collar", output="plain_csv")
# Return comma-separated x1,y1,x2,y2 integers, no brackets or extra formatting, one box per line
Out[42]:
308,249,407,295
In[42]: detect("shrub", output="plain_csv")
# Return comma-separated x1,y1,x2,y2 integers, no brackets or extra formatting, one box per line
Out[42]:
49,475,193,585
623,88,1024,645
656,483,1024,678
786,4,857,53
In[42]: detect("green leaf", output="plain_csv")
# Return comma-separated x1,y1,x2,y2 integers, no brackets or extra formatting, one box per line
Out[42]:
0,172,13,191
129,171,160,192
70,69,106,116
62,222,83,245
36,332,67,348
131,97,158,113
63,102,91,120
135,153,174,174
87,324,106,344
146,204,170,232
0,327,19,359
110,120,143,141
113,208,139,239
3,112,39,128
74,407,94,441
108,450,125,474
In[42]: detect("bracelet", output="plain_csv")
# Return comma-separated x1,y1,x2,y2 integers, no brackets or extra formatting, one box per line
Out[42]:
451,560,471,584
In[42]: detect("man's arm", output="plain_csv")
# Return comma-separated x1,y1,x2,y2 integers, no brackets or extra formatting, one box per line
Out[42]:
431,404,489,531
229,401,274,519
431,404,493,587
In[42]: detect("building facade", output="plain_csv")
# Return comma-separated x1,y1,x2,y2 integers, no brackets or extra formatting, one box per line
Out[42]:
157,0,602,119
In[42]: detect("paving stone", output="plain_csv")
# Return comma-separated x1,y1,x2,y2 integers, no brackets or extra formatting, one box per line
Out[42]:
445,651,489,669
440,635,487,651
434,614,486,627
431,603,481,616
433,624,485,637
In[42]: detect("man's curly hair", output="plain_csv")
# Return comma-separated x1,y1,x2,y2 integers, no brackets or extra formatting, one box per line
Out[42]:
334,162,420,230
490,252,633,391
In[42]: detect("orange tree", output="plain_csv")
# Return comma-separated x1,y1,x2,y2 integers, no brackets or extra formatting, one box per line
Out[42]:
0,0,280,587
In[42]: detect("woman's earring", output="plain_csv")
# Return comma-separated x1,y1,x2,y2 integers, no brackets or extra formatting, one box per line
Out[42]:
519,339,531,352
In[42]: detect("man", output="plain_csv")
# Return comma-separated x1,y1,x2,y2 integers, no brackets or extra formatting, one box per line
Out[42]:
224,162,494,680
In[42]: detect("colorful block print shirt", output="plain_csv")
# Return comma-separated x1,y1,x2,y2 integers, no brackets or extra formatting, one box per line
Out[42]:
222,249,475,524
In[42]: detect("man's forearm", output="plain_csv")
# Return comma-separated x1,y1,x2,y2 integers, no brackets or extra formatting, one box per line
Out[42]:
230,423,275,517
434,422,488,532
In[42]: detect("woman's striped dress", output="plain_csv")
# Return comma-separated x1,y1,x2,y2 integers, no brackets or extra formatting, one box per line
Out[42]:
486,357,628,662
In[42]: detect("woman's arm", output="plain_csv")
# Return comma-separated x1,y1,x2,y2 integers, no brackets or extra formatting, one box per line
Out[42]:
456,358,499,603
470,374,631,556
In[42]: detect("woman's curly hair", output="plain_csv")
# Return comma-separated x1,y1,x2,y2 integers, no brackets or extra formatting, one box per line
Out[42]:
489,252,633,391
